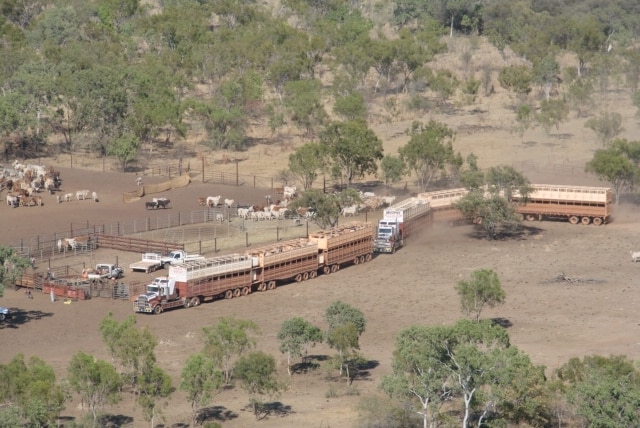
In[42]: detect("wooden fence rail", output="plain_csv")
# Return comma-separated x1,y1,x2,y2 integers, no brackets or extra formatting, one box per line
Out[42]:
95,234,184,254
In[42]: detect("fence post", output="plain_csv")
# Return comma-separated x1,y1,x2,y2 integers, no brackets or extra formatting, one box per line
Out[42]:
277,226,279,242
199,241,202,254
245,232,249,247
236,160,239,186
254,175,256,188
202,157,205,183
271,177,273,189
215,238,217,253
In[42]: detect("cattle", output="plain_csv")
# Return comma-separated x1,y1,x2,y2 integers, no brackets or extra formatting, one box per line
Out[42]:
154,198,170,208
76,190,90,200
64,193,73,202
6,194,18,207
92,191,99,202
224,198,234,209
207,195,221,207
631,251,640,262
198,197,206,206
237,206,254,219
145,201,158,210
283,186,297,199
57,238,77,252
341,205,358,217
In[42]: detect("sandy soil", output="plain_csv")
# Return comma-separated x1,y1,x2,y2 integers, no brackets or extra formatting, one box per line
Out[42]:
2,75,640,426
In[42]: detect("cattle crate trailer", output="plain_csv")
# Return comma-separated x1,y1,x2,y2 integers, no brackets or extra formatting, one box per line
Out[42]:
512,184,613,225
134,254,254,314
309,221,374,274
245,238,320,290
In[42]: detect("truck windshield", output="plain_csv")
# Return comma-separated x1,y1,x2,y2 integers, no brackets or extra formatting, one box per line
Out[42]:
147,286,158,293
378,227,392,236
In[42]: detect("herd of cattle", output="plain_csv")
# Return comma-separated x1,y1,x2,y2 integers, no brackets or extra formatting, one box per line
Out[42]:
2,161,60,207
2,161,101,207
193,186,398,222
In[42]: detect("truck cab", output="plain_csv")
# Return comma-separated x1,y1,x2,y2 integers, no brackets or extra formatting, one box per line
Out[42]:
374,220,403,253
161,250,203,266
135,277,178,313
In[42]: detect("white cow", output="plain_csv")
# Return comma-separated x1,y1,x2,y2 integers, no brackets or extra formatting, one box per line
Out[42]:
283,185,297,199
207,195,221,207
76,190,90,200
224,198,234,209
631,251,640,262
341,205,358,217
92,191,99,202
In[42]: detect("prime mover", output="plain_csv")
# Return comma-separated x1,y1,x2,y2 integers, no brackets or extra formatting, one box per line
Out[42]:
134,222,373,314
374,196,432,254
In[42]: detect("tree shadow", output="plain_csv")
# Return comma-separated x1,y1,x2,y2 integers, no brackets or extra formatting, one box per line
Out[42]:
352,359,380,382
466,224,544,241
253,401,294,420
491,317,513,328
290,354,329,374
195,405,238,424
98,414,134,427
0,309,54,329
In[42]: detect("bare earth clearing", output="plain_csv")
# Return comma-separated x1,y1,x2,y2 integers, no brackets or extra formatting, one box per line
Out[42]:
3,85,640,427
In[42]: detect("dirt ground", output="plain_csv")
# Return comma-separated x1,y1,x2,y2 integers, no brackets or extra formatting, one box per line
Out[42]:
2,86,640,427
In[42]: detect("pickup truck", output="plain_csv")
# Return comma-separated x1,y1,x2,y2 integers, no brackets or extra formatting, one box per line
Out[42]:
87,264,124,280
161,250,205,266
129,253,165,273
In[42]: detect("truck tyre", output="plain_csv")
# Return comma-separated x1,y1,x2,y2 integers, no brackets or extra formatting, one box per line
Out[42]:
526,214,536,221
257,282,266,291
365,253,372,262
581,216,591,225
353,257,360,265
391,246,396,254
242,287,250,295
233,289,241,297
153,305,162,315
593,217,603,226
183,299,191,308
309,271,317,279
268,281,276,290
303,272,309,281
569,216,579,224
295,273,303,283
323,266,331,275
225,290,233,299
191,297,200,307
331,264,339,273
359,255,366,264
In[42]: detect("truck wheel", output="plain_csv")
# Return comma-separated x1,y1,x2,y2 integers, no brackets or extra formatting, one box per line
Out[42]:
242,287,250,295
257,282,266,291
225,290,233,299
331,264,339,273
391,246,396,254
359,255,365,264
295,273,303,283
569,216,579,224
268,281,276,290
183,299,191,308
309,271,317,279
191,297,200,307
323,266,331,275
303,272,309,281
365,254,372,262
593,217,603,226
581,216,591,225
233,289,241,297
526,214,536,221
353,257,360,265
0,314,5,321
153,305,162,315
